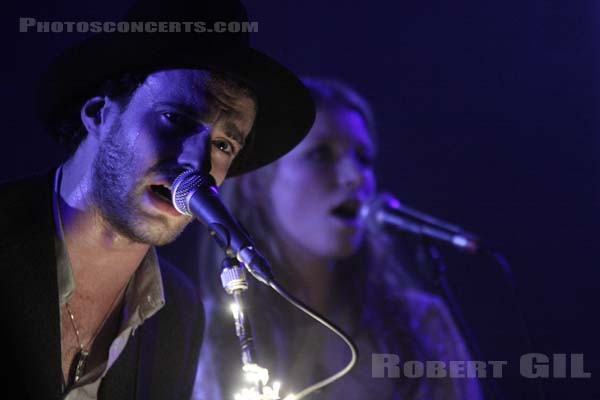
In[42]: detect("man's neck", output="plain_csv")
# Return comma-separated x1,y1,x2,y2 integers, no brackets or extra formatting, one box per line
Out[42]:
61,205,149,297
58,158,149,297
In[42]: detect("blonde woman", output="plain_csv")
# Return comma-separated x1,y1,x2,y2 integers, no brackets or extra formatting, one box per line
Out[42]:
192,78,484,400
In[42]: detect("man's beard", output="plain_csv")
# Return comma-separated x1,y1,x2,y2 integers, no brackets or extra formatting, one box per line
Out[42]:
91,124,190,246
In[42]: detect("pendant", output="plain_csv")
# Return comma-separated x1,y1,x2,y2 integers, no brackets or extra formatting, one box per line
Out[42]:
72,349,89,383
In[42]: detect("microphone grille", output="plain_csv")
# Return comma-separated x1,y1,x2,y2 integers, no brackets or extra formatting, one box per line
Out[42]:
360,193,400,230
171,170,216,216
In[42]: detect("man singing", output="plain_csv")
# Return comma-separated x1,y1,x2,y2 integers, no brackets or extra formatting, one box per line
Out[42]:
0,0,314,398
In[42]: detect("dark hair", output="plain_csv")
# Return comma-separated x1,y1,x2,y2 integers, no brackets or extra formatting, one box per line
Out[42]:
54,72,148,153
53,70,257,154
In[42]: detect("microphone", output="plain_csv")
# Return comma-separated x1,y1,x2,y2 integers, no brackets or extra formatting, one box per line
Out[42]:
360,193,479,252
171,170,274,285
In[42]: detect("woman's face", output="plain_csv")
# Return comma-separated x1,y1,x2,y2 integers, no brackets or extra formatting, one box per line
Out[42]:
268,105,376,261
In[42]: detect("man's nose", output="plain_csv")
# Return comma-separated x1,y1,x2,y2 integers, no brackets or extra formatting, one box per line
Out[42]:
177,130,212,173
336,154,365,189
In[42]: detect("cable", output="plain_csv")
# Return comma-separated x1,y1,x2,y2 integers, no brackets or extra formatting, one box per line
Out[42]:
267,279,359,400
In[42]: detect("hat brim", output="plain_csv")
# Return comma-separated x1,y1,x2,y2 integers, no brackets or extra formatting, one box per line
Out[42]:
37,32,315,177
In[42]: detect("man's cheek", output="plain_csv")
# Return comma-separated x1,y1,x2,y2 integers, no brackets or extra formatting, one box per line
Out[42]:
131,132,162,163
209,164,228,186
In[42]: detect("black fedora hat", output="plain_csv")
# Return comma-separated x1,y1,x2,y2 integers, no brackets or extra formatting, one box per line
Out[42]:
37,0,314,177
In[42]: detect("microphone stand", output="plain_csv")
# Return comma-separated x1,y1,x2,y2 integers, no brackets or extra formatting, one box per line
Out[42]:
419,240,505,400
219,257,281,400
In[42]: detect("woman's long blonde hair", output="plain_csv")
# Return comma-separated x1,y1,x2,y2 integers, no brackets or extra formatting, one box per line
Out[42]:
198,77,427,397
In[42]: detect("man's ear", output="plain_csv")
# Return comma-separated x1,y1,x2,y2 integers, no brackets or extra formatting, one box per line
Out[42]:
80,96,108,139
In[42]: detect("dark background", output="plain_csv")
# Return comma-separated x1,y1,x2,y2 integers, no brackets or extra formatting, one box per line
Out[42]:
4,1,598,399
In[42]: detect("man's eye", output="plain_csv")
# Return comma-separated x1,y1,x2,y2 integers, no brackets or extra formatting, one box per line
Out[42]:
212,139,233,155
163,112,184,124
162,112,199,131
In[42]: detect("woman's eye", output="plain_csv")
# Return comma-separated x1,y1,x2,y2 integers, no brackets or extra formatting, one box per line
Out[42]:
306,145,333,162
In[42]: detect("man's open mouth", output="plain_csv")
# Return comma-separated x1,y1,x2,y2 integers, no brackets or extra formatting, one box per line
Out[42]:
149,184,172,204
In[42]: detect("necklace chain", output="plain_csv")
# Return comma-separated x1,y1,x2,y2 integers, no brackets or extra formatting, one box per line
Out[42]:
63,283,127,383
54,165,129,384
65,302,84,352
64,285,127,351
64,301,89,384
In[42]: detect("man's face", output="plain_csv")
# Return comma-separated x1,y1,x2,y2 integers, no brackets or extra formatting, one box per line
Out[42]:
91,69,256,245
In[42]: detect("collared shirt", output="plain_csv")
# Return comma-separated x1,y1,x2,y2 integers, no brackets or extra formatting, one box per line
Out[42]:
56,237,165,400
55,236,166,399
52,165,166,399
